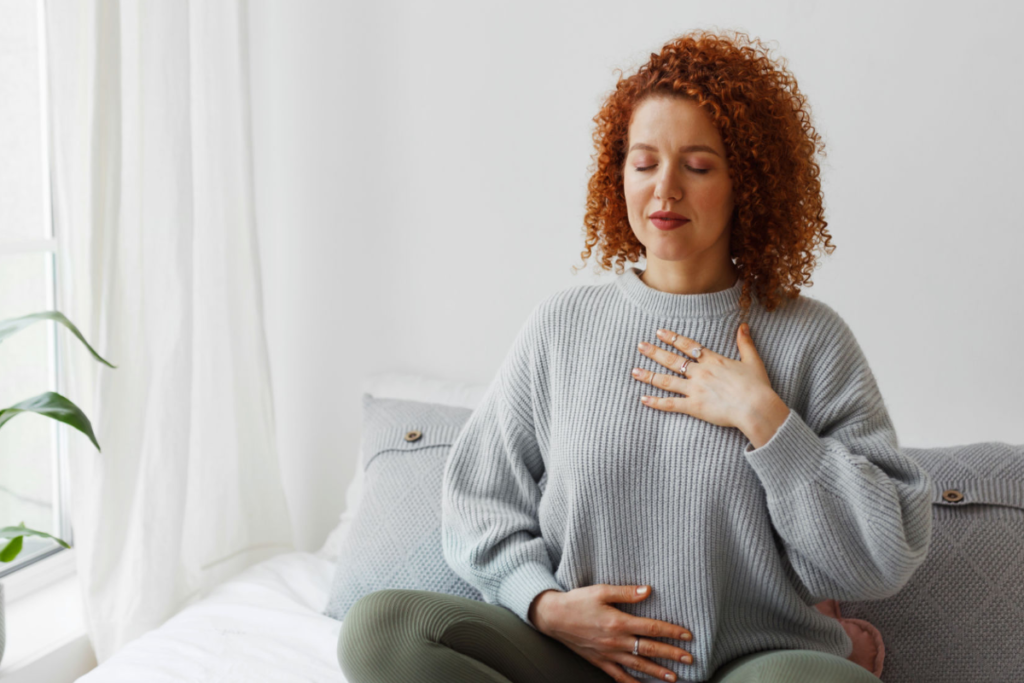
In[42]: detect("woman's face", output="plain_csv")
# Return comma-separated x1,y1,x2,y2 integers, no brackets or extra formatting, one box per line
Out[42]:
622,95,735,268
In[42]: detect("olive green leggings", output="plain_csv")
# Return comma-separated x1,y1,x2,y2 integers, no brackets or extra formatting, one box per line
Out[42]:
337,589,882,683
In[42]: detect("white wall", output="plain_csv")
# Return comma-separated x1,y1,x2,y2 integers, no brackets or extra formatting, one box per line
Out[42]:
247,0,1024,551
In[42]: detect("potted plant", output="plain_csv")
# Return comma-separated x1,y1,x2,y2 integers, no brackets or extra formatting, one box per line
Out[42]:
0,311,115,666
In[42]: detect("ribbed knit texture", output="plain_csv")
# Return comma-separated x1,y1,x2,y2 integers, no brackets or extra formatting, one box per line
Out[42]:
441,266,933,682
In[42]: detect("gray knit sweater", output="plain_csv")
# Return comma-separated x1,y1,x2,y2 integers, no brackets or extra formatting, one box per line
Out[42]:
441,266,933,681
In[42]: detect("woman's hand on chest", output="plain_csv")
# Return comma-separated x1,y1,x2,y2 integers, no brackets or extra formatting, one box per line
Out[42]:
631,323,789,449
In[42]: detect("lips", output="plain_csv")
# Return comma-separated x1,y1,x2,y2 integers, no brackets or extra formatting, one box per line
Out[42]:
649,211,689,221
651,217,689,230
649,210,690,230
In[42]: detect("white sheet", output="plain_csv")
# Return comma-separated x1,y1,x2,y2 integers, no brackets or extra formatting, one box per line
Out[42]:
76,551,348,682
75,372,493,682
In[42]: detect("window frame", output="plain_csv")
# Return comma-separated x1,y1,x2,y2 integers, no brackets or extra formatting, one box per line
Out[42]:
0,0,74,582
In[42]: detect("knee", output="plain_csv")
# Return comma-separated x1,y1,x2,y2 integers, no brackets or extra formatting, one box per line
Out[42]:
337,590,427,678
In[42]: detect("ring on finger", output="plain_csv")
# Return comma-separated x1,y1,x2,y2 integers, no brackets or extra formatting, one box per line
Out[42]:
678,357,691,375
669,333,704,360
633,637,640,656
663,331,704,362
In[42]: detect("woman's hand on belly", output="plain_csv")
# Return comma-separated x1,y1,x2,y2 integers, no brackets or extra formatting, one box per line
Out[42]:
528,583,695,683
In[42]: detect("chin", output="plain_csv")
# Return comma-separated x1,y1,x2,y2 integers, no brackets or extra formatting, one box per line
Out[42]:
644,242,697,262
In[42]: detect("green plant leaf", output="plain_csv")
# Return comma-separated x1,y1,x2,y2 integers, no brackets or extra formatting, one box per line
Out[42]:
0,522,71,545
0,535,22,562
0,310,116,369
0,522,71,563
0,391,101,451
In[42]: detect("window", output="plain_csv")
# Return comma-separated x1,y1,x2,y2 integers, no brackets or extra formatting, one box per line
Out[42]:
0,0,72,578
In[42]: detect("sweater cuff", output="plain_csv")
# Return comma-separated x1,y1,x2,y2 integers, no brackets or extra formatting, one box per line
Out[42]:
496,561,564,630
743,407,827,499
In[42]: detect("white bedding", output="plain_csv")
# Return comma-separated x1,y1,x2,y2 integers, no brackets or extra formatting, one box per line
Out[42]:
76,550,348,682
76,373,489,682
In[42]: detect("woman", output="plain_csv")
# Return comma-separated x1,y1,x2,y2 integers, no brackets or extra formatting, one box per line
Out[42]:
338,29,932,683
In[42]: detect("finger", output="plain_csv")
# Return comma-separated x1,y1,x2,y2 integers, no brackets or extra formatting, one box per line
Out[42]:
596,660,642,683
607,651,679,682
624,614,693,643
735,322,761,364
632,367,688,395
655,328,716,361
602,584,655,604
614,633,694,666
639,393,689,414
637,341,700,376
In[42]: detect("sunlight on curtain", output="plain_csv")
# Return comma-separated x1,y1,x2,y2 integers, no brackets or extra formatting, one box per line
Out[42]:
44,0,294,662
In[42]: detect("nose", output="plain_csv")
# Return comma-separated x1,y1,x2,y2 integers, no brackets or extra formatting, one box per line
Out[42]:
654,164,683,203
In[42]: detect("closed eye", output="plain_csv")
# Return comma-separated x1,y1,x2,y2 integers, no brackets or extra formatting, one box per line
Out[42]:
635,165,709,174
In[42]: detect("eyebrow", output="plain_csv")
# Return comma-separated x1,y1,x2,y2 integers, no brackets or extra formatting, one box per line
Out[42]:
627,143,721,158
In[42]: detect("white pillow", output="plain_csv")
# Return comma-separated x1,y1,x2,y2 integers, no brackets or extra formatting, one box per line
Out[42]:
314,371,490,562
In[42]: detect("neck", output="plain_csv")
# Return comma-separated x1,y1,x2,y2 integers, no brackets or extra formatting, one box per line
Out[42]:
639,260,740,296
615,266,745,319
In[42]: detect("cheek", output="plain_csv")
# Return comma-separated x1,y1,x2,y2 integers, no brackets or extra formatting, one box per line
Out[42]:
623,178,646,211
692,183,732,213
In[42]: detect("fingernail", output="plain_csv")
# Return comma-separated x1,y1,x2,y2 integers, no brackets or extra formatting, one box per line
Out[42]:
682,654,693,664
636,586,647,594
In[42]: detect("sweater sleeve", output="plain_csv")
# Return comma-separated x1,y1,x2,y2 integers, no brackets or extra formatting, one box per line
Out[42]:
742,307,933,603
441,304,564,629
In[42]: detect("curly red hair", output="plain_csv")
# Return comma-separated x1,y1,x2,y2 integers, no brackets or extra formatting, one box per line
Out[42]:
574,28,835,314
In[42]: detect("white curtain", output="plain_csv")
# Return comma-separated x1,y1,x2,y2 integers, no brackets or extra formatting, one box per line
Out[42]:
44,0,294,663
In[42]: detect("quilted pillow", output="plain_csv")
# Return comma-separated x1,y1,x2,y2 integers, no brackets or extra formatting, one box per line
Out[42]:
838,442,1024,682
316,372,489,563
322,394,484,621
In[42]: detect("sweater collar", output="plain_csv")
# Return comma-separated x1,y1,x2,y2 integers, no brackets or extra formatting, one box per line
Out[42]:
614,267,744,319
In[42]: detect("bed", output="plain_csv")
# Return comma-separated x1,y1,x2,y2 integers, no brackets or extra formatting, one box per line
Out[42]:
75,372,487,683
75,547,349,682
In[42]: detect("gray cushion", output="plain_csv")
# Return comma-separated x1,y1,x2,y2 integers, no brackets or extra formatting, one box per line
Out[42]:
322,394,484,621
838,442,1024,682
